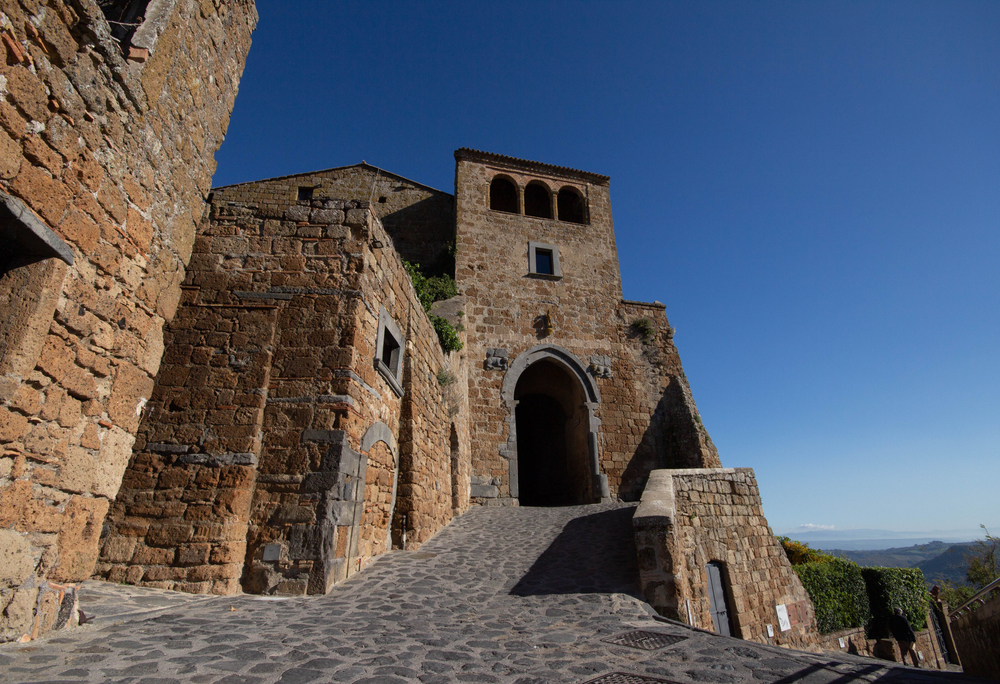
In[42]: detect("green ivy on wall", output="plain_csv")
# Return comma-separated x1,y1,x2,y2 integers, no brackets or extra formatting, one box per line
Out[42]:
404,261,463,353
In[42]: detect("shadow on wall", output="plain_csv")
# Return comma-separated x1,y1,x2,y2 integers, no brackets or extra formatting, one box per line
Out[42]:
620,380,710,500
380,196,455,272
510,507,640,597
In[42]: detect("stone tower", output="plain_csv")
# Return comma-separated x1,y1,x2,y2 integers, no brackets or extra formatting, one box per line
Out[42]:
454,149,720,507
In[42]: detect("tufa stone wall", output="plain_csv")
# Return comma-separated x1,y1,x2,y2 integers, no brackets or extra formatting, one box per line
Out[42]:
211,163,455,271
95,303,276,594
99,194,470,596
949,590,1000,680
0,0,255,642
633,468,818,650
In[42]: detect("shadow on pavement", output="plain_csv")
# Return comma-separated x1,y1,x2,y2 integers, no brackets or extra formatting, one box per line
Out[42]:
510,506,641,596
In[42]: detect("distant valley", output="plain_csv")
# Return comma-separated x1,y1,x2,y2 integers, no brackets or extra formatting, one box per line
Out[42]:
816,541,979,585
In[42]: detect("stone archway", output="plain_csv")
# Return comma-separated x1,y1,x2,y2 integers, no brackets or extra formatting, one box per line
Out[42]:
358,422,399,562
500,344,609,505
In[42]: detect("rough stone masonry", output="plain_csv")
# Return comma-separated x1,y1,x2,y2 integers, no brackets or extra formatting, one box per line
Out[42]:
0,0,256,642
91,148,821,650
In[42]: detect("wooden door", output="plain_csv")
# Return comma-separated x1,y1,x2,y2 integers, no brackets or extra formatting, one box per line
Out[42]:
706,561,734,636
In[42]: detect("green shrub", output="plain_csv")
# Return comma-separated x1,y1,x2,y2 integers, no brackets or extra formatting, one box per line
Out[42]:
431,315,463,353
778,536,836,565
404,261,462,352
793,559,871,633
631,317,655,342
862,567,929,638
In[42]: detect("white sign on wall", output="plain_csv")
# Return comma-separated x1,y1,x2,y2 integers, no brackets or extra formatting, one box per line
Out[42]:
765,624,774,638
775,604,791,632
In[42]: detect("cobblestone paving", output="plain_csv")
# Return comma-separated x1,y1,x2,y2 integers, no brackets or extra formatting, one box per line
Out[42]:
0,503,985,684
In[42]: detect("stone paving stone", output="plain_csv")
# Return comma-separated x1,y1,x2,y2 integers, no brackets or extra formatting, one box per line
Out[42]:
0,503,989,684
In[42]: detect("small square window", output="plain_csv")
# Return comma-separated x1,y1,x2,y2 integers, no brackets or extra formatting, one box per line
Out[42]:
297,186,314,201
528,241,562,279
374,307,405,397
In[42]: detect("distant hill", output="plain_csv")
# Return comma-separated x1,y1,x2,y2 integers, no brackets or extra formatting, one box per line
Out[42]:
917,544,979,585
821,541,959,569
815,541,978,587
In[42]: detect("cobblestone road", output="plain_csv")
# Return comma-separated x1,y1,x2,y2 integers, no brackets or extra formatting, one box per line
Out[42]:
0,503,984,684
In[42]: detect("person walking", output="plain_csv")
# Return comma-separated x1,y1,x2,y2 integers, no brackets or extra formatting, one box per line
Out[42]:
890,607,919,666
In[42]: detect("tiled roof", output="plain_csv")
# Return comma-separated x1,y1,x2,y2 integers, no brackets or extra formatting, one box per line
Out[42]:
454,148,611,185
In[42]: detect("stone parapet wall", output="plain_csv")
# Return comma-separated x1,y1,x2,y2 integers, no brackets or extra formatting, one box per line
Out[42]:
950,590,1000,680
634,468,818,650
99,196,469,595
0,0,255,642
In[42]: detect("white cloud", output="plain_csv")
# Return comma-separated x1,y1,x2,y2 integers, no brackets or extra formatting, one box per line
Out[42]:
798,524,835,531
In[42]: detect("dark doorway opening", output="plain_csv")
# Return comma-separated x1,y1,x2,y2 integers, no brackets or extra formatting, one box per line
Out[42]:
514,359,594,506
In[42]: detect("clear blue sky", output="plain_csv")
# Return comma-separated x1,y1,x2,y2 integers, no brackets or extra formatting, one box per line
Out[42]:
214,1,999,538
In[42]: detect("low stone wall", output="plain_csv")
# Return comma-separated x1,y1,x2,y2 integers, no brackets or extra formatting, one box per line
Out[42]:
951,591,1000,680
633,468,818,650
814,623,948,670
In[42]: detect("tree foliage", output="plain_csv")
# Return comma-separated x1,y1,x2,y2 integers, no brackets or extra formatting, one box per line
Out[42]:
404,261,462,352
935,525,1000,610
966,525,999,589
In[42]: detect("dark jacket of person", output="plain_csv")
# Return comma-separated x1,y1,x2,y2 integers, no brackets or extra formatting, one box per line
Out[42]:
889,613,916,642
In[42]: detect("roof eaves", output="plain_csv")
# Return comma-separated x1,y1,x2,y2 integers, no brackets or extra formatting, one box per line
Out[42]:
454,148,610,185
212,162,451,196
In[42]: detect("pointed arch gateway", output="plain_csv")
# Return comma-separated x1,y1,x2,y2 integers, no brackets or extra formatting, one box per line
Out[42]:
500,344,610,505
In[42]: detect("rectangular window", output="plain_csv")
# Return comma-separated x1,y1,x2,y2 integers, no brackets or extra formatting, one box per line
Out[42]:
297,186,314,201
534,249,553,275
380,332,400,372
374,307,405,397
528,241,562,279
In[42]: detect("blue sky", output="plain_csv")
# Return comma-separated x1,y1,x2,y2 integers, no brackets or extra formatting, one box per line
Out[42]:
214,1,999,538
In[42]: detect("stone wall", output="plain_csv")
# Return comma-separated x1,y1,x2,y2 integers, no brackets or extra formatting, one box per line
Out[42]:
99,194,470,595
454,149,718,507
633,468,818,650
211,163,455,271
950,590,1000,680
0,0,255,642
95,303,275,593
